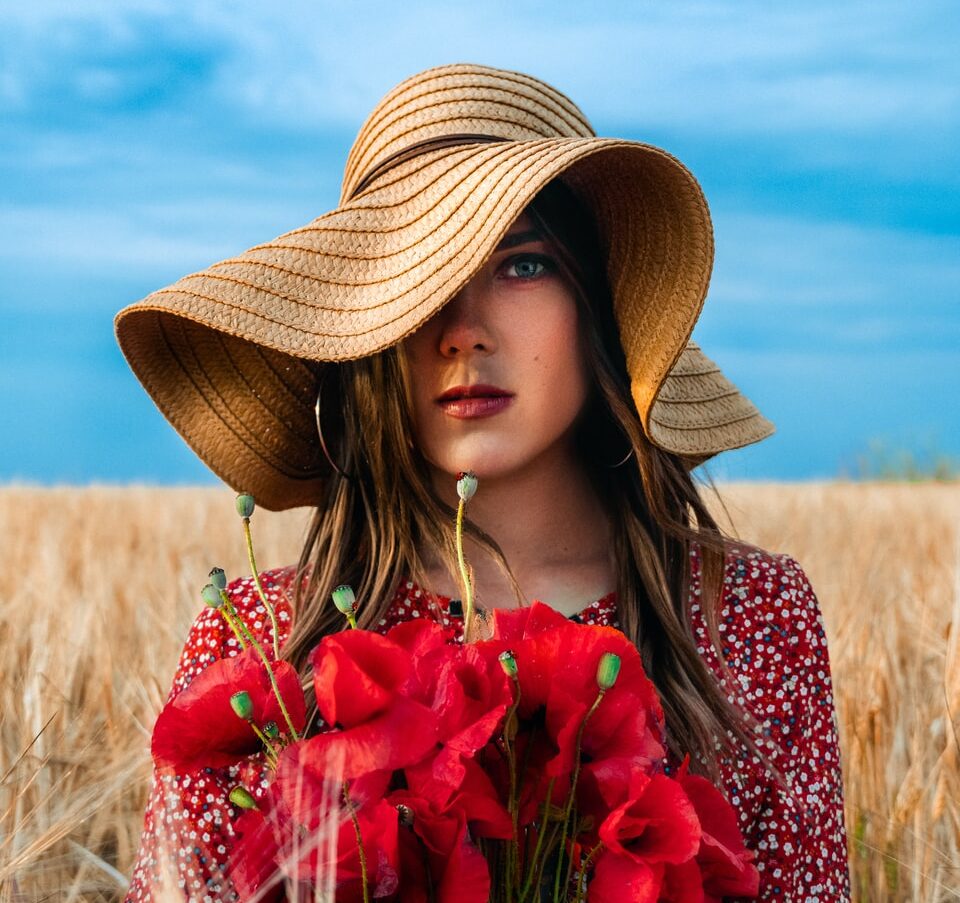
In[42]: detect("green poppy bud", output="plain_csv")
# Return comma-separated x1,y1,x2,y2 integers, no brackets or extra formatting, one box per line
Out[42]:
208,567,227,590
498,650,519,680
456,470,478,502
229,786,259,810
263,721,280,740
235,493,255,519
596,652,621,691
230,690,254,721
331,584,357,614
201,583,223,609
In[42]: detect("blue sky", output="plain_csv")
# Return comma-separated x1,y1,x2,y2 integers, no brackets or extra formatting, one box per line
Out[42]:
2,0,958,485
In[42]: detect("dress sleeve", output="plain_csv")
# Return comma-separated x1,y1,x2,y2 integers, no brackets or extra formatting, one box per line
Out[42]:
124,570,295,903
743,554,852,902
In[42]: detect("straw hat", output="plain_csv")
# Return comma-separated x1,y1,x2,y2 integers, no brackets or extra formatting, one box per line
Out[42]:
114,63,774,511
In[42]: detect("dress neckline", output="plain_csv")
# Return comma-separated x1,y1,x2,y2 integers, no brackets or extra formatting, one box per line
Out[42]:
400,577,619,622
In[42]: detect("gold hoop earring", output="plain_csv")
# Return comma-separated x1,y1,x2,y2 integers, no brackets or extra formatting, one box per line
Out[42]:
608,447,635,468
315,368,355,481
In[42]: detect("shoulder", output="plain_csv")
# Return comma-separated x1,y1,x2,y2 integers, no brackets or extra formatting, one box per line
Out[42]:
693,540,822,624
689,541,832,710
223,563,299,641
706,545,849,894
717,541,822,621
718,542,828,659
166,564,299,702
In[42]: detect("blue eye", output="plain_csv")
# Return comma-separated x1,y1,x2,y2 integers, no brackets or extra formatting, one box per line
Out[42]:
503,254,553,280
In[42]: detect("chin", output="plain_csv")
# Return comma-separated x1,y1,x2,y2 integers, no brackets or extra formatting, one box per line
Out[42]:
426,442,544,483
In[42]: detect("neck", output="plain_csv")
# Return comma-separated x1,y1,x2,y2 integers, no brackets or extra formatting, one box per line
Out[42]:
421,443,615,609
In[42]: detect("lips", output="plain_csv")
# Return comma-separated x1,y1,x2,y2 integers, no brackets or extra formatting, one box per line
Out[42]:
435,384,514,402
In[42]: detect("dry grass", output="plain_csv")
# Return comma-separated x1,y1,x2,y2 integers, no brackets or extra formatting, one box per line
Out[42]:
0,482,957,901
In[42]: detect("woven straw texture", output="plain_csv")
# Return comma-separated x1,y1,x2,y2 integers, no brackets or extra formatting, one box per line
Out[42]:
114,63,774,510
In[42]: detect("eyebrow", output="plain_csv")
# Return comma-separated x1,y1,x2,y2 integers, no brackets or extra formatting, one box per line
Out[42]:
494,229,544,252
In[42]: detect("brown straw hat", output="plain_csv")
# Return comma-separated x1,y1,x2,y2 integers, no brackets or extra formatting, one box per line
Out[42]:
114,62,774,511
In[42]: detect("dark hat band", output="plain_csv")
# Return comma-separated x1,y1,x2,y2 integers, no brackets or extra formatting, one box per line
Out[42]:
348,133,504,200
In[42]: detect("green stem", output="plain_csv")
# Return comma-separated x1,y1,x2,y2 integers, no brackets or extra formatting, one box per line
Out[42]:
455,499,475,641
554,690,606,900
499,687,522,900
519,776,557,902
344,782,370,903
232,607,260,647
505,691,523,895
557,813,582,902
575,842,603,902
248,722,279,768
529,828,563,903
242,516,282,661
501,743,515,901
217,605,248,650
222,595,300,741
512,721,539,900
521,828,534,901
217,590,259,649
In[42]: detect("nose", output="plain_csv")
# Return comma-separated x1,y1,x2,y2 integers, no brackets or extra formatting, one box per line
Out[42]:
436,277,494,358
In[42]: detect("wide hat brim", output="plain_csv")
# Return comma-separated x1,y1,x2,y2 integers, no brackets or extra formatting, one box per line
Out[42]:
115,136,773,510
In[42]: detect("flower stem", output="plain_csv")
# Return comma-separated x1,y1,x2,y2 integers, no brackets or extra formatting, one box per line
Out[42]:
241,516,282,661
217,605,249,650
575,842,603,901
344,782,370,903
221,594,300,741
217,590,260,649
248,722,279,768
555,689,607,900
519,776,557,902
455,499,475,642
500,686,522,898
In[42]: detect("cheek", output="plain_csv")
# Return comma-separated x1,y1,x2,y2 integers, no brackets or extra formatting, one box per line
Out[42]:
528,304,589,407
399,335,434,419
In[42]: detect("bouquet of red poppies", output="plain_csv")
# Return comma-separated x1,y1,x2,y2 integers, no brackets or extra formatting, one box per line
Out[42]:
150,477,759,902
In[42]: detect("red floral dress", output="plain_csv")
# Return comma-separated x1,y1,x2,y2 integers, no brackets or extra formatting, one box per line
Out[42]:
125,544,851,901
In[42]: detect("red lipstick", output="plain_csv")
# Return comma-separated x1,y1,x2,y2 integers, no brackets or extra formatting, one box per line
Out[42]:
436,384,512,402
436,384,515,419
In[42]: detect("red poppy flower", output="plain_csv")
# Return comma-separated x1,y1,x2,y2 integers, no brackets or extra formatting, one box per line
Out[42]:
228,785,291,902
485,598,570,640
431,644,512,773
386,617,455,675
389,790,491,903
304,629,440,778
653,858,707,902
474,603,666,819
241,745,400,900
273,739,392,832
667,757,760,898
404,756,513,840
151,647,307,772
292,798,401,901
587,772,702,902
232,795,401,901
389,620,513,791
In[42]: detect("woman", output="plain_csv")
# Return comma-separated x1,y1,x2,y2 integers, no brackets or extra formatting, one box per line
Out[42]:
116,63,850,900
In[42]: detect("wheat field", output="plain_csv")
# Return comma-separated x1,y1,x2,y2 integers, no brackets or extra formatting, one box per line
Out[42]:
0,482,957,901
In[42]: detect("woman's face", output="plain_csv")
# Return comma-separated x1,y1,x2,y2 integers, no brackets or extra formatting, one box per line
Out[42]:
401,210,591,484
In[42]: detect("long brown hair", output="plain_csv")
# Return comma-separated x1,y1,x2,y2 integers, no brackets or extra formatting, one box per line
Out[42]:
285,178,792,797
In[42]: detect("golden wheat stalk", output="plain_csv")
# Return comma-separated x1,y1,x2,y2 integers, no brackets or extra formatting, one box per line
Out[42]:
0,482,958,900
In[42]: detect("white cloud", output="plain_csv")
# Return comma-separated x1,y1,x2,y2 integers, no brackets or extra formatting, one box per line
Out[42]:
216,2,960,137
708,211,960,312
0,200,305,280
4,0,957,139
